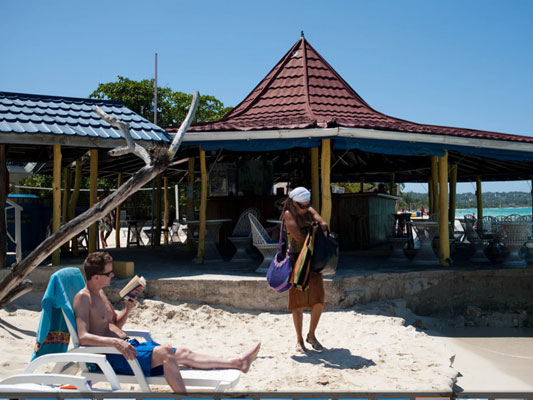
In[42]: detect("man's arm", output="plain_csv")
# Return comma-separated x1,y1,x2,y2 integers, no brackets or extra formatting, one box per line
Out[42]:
73,291,137,360
114,298,135,329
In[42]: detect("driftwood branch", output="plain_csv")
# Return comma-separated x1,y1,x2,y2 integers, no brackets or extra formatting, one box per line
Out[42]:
0,279,32,309
0,94,200,305
94,106,151,165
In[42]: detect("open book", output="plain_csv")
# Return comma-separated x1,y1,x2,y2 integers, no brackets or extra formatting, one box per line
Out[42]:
119,275,146,300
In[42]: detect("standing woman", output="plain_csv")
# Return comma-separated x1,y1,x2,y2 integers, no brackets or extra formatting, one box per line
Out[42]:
282,187,328,352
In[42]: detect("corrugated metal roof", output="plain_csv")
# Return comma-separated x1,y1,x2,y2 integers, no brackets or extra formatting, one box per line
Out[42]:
0,91,171,143
180,37,533,145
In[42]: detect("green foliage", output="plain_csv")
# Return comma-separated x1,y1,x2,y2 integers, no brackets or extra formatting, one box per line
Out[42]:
397,190,532,209
89,76,232,127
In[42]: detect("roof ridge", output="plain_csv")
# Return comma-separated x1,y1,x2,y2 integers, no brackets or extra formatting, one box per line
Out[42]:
0,91,125,106
301,38,318,123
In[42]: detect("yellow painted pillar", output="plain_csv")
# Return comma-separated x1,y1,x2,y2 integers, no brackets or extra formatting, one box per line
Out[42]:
61,167,71,224
320,139,332,225
51,145,62,265
69,160,82,255
310,148,319,209
431,156,439,215
428,178,433,215
476,176,483,220
115,172,122,248
389,172,396,195
449,164,457,226
196,148,207,263
163,176,169,245
186,157,195,252
154,174,162,246
88,149,98,253
438,150,450,267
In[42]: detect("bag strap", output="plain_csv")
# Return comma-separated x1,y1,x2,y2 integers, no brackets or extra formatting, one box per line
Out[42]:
279,216,292,254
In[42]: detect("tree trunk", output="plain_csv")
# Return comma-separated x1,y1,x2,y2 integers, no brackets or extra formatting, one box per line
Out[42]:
0,144,6,269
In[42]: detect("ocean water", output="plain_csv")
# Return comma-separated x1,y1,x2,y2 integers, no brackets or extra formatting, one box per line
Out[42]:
455,207,532,217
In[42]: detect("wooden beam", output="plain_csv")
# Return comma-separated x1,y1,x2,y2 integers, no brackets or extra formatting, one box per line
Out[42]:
0,145,6,268
449,164,457,226
320,139,332,225
69,160,82,255
431,156,439,214
163,177,169,245
438,151,450,267
389,172,396,195
196,149,207,264
88,149,98,253
154,174,162,246
186,157,195,253
476,176,483,220
310,148,319,209
115,172,122,248
52,145,62,265
428,178,433,215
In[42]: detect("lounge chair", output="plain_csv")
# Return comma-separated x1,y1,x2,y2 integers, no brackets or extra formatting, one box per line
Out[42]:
32,267,241,392
228,208,260,262
248,213,278,273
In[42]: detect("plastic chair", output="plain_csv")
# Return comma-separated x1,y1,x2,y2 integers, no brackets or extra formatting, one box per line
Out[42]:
248,213,278,273
228,208,260,262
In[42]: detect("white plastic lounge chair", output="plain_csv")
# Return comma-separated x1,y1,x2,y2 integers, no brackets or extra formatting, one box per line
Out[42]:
34,267,241,393
228,208,260,262
0,353,120,393
248,213,278,273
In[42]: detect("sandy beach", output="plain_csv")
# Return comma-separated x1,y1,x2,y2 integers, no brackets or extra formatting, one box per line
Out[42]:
0,290,532,393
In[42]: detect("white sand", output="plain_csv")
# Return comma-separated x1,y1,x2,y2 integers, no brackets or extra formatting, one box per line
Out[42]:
0,292,458,392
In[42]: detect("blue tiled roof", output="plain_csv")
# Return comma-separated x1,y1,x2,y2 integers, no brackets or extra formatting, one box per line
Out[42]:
0,91,171,143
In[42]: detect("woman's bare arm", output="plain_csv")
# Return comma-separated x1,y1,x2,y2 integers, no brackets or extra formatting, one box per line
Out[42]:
283,210,307,243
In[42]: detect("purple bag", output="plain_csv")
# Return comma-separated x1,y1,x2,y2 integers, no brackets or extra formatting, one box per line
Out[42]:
266,219,293,293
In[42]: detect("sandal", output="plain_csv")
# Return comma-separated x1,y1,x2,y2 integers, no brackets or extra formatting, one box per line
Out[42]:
306,335,324,351
296,342,308,353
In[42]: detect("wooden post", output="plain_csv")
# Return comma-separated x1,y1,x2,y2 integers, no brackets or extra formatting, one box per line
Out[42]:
186,157,195,252
531,178,533,219
163,176,169,244
115,172,122,248
476,176,483,220
449,164,457,226
431,156,439,214
310,148,319,209
61,167,70,225
196,149,207,263
428,178,433,215
154,174,162,246
0,145,6,268
52,145,62,265
359,176,365,193
69,160,82,255
88,149,98,253
389,172,396,195
320,139,332,225
438,151,450,267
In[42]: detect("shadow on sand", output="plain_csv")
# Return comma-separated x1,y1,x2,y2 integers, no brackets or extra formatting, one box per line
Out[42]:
291,347,375,370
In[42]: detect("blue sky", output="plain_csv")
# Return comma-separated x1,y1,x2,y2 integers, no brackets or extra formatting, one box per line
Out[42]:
1,0,532,194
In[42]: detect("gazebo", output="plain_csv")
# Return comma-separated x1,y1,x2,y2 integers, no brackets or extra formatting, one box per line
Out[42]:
168,35,533,266
0,91,172,265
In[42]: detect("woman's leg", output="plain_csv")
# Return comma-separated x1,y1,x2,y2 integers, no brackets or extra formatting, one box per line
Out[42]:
292,307,306,351
307,302,323,342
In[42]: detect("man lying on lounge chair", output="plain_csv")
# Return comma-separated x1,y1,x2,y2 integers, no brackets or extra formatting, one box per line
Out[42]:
73,251,261,393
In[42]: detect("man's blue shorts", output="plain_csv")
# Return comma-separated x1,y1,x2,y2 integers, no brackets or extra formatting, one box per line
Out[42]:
106,338,175,376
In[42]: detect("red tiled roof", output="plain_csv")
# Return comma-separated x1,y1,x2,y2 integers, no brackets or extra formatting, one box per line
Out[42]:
180,37,533,144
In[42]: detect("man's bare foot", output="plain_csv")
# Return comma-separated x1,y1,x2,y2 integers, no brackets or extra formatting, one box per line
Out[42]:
240,342,261,373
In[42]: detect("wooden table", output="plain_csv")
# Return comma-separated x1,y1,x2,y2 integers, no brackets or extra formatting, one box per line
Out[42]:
126,219,146,248
186,219,231,262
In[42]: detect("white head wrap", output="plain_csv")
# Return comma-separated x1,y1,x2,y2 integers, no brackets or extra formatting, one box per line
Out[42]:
289,187,311,203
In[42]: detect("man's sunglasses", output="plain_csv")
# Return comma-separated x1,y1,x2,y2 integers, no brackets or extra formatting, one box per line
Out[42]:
96,271,114,277
295,202,310,210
